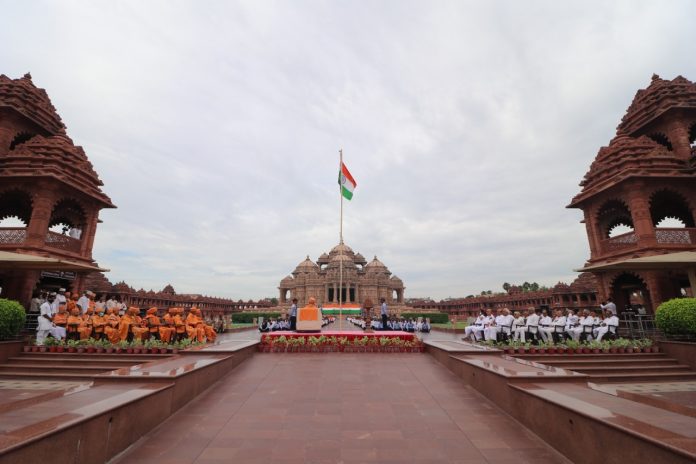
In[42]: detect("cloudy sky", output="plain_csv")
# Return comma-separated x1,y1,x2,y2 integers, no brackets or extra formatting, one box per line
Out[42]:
2,0,695,300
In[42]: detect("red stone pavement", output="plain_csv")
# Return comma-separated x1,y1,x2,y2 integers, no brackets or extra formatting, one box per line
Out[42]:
113,354,570,464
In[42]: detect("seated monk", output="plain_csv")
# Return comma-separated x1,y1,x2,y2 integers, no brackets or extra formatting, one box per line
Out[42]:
66,307,82,341
104,308,122,344
161,308,177,343
192,307,216,342
296,297,322,332
130,308,149,342
118,306,138,342
92,307,106,340
145,307,161,340
53,303,68,328
173,308,187,341
78,307,94,340
185,307,205,342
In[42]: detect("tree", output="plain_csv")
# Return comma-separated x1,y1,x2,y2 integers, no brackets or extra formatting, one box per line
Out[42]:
502,282,511,292
270,297,279,306
530,282,540,292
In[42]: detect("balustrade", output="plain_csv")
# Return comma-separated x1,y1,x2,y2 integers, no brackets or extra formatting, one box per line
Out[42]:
0,227,27,245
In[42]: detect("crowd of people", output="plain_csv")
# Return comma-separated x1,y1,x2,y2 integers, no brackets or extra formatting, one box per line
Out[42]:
259,315,335,332
34,288,220,345
346,316,431,332
462,306,619,344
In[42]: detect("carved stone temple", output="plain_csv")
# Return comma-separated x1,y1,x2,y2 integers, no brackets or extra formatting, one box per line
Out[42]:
278,243,406,313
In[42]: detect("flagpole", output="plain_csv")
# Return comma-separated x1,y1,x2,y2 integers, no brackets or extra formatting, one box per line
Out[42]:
339,148,343,330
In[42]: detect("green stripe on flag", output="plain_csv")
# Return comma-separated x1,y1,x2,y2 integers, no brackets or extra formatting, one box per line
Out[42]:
341,185,353,200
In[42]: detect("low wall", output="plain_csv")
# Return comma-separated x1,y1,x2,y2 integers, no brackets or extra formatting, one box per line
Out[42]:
659,341,696,370
0,340,23,363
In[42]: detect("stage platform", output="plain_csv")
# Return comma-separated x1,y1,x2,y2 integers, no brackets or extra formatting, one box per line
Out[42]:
262,330,415,341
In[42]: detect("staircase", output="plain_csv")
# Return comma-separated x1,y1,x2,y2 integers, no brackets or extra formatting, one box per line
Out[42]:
515,352,696,382
0,352,170,380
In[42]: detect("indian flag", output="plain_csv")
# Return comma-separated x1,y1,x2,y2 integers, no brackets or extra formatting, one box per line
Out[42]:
338,162,357,200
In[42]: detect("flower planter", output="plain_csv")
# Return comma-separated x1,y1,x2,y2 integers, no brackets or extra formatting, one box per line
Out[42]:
105,348,114,354
528,348,537,354
115,348,122,354
575,348,583,354
48,346,57,353
151,348,159,354
537,348,546,355
77,348,85,353
642,348,651,353
96,347,104,353
582,348,590,354
68,347,76,353
56,346,64,353
618,348,625,354
31,346,39,352
609,348,617,354
159,348,168,354
626,348,634,354
547,348,556,354
23,346,31,352
39,346,47,353
651,346,659,353
126,348,134,354
504,348,514,355
171,348,179,354
517,347,526,354
592,349,600,354
86,347,95,354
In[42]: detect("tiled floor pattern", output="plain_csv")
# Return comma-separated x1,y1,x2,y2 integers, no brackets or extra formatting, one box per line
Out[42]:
115,354,570,464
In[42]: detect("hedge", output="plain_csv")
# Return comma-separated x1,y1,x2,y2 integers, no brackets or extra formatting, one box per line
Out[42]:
400,312,449,324
0,298,26,340
656,297,696,335
232,312,282,323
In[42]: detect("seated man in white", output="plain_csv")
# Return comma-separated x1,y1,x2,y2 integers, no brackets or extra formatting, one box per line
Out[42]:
568,310,587,342
551,310,567,342
484,310,502,341
498,308,515,341
595,310,619,341
464,311,486,341
538,310,553,343
581,310,600,341
514,308,537,342
510,310,525,339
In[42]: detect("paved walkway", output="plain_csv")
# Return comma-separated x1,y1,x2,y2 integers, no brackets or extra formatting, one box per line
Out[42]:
114,354,569,464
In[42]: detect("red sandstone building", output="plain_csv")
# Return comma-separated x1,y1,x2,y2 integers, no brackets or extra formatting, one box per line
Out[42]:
0,73,113,308
569,74,696,313
410,273,598,318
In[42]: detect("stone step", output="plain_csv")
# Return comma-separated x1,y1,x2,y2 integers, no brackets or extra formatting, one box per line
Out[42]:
536,358,681,368
569,364,693,375
586,372,696,382
19,352,169,361
0,364,118,375
5,356,147,366
514,353,668,362
0,372,104,381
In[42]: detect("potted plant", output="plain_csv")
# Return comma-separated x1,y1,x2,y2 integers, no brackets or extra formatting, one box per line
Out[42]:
76,340,86,353
639,338,653,353
104,339,114,354
67,339,79,353
44,337,58,352
588,340,602,354
608,339,618,354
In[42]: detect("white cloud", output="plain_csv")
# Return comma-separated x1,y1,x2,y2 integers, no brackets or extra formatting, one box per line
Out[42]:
2,0,695,299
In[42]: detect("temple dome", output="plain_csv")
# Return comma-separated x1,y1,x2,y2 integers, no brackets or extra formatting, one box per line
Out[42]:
365,256,389,275
3,135,114,207
293,256,319,274
280,275,294,286
354,252,367,265
317,253,330,264
161,284,175,294
618,74,696,134
0,73,66,135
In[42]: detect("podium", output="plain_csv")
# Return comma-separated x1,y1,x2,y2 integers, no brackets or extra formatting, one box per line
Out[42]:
296,298,322,332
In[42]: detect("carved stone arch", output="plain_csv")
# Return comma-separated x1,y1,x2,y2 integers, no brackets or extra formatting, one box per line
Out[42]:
649,188,695,227
8,131,37,150
608,271,651,314
648,132,673,151
0,188,33,225
49,198,87,230
595,199,634,238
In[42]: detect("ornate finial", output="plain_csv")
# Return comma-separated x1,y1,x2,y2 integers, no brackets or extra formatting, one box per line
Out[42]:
306,255,310,260
22,72,32,80
651,73,660,81
374,255,377,260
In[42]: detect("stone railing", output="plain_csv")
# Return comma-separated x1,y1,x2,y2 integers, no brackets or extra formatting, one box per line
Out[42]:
0,227,27,245
45,230,81,253
601,231,638,253
655,227,696,245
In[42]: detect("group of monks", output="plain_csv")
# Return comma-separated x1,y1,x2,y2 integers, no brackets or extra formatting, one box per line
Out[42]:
51,302,217,344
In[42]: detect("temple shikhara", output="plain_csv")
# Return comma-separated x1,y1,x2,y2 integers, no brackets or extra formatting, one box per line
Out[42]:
569,74,696,314
278,242,406,314
0,73,114,308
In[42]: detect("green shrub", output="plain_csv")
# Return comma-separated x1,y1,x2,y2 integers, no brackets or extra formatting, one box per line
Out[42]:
231,312,282,323
656,297,696,335
399,312,449,324
0,298,26,340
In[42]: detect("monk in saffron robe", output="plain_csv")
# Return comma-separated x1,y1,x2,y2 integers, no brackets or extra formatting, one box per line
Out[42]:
78,307,94,340
185,307,206,342
119,306,138,341
53,303,68,328
131,308,149,342
145,307,161,340
66,294,78,316
173,308,187,340
104,308,121,344
66,307,82,341
160,308,176,343
92,307,106,340
193,307,217,342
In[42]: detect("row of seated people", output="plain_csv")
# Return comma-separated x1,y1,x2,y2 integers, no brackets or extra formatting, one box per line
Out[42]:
37,295,217,345
259,316,335,332
462,307,619,344
346,317,431,332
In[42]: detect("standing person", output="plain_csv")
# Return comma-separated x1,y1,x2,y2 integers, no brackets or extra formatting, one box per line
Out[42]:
289,298,298,331
380,298,388,331
29,290,42,313
36,293,56,345
77,291,90,314
600,298,617,316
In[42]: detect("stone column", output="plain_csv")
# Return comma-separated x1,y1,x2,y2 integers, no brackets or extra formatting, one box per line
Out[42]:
80,210,99,258
663,115,692,161
25,188,55,248
627,187,657,248
333,283,337,303
583,209,601,259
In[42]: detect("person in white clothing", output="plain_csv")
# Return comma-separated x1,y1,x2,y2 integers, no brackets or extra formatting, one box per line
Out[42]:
568,310,587,342
595,310,619,341
484,309,503,341
600,298,617,316
510,311,525,339
538,310,553,343
77,291,90,314
514,308,538,342
498,308,515,341
36,293,56,345
551,310,567,343
464,311,486,341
